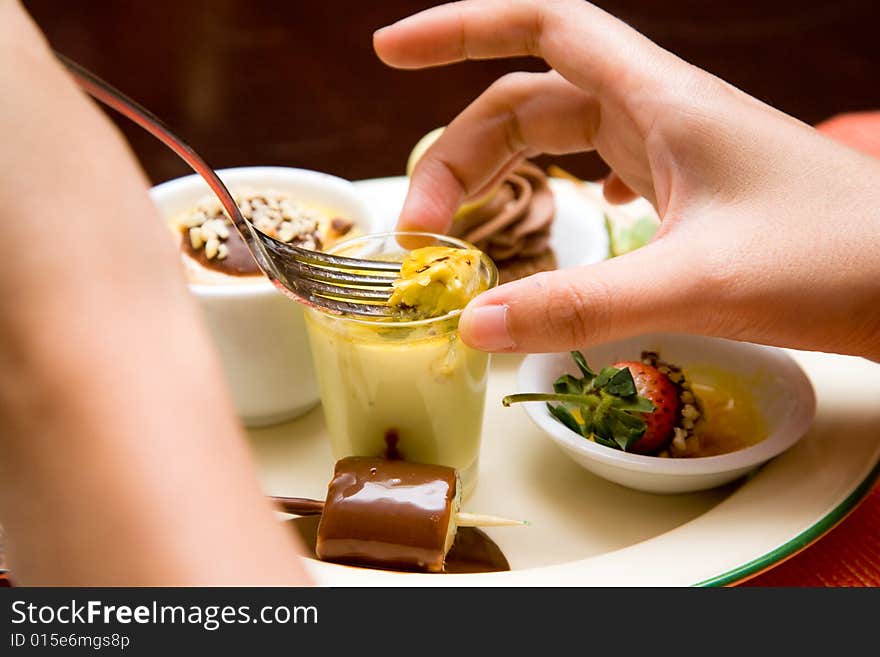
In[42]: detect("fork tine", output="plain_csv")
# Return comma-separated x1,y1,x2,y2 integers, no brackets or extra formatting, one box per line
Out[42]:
280,241,402,273
270,279,393,316
310,297,395,317
295,278,393,302
285,257,399,287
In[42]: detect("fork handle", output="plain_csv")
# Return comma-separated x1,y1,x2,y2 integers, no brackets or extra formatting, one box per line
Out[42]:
55,52,270,273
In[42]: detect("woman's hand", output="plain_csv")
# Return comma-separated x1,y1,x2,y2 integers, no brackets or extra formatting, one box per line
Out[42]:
375,0,880,360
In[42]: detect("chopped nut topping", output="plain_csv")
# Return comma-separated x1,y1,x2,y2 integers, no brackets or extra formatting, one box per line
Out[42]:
176,188,324,261
188,227,204,250
681,403,700,420
212,219,230,240
329,217,355,239
204,237,220,260
639,349,704,448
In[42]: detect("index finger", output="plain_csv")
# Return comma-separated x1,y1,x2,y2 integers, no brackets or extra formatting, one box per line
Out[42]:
373,0,670,97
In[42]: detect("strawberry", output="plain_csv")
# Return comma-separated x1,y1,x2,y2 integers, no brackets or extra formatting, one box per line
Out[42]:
610,361,681,455
503,351,684,456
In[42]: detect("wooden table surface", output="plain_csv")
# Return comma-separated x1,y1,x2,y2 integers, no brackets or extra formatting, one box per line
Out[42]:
7,0,878,587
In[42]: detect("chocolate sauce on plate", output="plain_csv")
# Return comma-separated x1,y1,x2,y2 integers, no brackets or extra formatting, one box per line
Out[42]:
383,428,402,460
288,516,510,574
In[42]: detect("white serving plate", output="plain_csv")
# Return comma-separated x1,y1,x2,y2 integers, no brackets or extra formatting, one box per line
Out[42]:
248,176,880,586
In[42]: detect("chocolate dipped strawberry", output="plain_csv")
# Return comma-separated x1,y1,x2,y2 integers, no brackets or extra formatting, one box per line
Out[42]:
609,360,681,454
503,351,698,456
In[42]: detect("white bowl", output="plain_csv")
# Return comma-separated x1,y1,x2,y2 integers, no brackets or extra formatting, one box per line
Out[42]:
515,333,816,493
149,166,378,427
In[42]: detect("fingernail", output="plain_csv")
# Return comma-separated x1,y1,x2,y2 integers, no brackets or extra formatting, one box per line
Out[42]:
462,305,515,352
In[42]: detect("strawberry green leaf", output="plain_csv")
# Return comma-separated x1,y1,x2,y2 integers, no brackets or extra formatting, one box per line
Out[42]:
547,403,583,436
592,434,620,450
592,414,611,441
571,351,596,379
606,409,647,451
603,367,638,397
593,366,621,390
504,351,658,454
554,374,585,395
609,427,631,450
609,408,647,431
504,393,599,407
612,396,655,413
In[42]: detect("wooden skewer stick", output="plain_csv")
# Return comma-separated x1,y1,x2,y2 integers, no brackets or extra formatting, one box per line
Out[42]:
269,496,528,528
454,512,529,528
269,496,324,516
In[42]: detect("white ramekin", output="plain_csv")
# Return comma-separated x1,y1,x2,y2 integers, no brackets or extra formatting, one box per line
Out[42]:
515,333,816,494
149,166,378,427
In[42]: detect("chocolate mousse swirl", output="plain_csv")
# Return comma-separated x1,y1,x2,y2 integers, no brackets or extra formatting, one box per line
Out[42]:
448,162,556,274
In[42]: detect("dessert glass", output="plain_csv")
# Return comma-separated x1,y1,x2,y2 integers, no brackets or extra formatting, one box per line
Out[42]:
304,233,498,499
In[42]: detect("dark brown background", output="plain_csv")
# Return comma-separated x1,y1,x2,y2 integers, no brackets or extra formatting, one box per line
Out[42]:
22,0,880,185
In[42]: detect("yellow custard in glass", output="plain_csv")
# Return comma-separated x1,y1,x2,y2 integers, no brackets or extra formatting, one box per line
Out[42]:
304,234,497,499
388,246,488,317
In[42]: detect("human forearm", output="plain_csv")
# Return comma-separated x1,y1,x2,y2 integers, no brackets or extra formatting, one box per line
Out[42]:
0,1,309,585
1,299,309,585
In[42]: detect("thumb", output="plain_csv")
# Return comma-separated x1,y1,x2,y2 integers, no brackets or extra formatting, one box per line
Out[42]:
459,241,717,352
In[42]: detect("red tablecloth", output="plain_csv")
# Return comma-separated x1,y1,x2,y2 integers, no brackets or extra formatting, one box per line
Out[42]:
740,481,880,586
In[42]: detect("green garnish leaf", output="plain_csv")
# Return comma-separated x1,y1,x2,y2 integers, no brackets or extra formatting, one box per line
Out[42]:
606,213,659,257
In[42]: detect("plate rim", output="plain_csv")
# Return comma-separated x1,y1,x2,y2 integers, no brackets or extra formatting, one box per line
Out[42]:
695,458,880,586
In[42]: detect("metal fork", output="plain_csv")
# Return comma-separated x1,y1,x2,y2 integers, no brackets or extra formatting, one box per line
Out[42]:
57,53,399,317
